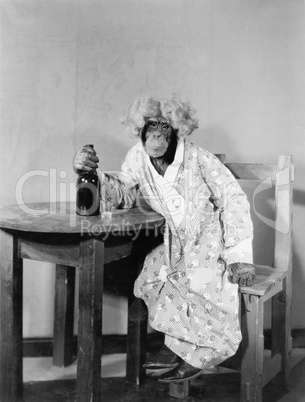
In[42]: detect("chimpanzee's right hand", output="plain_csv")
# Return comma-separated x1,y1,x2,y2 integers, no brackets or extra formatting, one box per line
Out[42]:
73,145,99,173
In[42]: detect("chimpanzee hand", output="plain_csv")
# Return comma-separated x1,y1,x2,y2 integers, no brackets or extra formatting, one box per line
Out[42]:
227,262,255,287
73,145,99,173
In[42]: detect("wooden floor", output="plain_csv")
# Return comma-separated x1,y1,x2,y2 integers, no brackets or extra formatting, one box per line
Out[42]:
22,349,305,402
22,374,294,402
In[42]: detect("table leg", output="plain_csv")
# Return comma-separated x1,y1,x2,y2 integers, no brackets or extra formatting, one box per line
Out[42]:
53,264,75,367
77,237,104,402
0,230,23,402
126,231,152,385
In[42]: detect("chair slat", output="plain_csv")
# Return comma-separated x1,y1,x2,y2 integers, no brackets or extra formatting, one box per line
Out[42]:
225,163,276,181
274,155,294,270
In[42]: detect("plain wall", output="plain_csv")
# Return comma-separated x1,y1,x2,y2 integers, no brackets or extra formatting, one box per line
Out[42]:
0,0,304,337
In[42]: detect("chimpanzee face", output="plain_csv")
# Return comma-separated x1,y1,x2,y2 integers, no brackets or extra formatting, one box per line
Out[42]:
141,117,177,160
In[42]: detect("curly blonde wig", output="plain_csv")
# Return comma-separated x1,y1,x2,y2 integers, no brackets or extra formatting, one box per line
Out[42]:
121,94,199,138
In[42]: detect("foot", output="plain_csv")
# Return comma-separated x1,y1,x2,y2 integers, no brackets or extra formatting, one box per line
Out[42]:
158,361,203,383
143,344,182,369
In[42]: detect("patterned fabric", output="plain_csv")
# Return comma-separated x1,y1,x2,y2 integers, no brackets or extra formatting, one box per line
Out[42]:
98,140,253,369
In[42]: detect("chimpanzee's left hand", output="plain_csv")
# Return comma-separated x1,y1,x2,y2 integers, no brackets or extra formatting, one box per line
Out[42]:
227,262,255,287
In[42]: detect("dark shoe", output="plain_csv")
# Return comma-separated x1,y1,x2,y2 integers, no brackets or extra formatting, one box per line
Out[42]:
143,344,182,369
158,361,203,383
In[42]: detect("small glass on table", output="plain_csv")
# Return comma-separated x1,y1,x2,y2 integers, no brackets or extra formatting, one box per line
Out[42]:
101,199,113,219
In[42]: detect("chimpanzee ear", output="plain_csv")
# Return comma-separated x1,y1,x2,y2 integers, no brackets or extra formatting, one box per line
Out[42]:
140,124,148,142
169,128,179,144
172,128,179,138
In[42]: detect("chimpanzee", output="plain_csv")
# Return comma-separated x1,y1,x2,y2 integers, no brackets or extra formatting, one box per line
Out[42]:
73,94,255,382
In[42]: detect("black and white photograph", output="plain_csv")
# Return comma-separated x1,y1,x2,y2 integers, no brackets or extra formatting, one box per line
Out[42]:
0,1,304,401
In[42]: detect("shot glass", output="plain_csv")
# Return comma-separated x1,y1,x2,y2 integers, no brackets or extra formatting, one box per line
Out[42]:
101,199,113,219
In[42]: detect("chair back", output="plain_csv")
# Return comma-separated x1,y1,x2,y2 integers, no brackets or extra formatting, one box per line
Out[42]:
216,154,294,272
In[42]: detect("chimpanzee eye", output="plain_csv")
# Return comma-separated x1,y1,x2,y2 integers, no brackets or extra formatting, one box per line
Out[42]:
147,121,158,129
161,123,171,132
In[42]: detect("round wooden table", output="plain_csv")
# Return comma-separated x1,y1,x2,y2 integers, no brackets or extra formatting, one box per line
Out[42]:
0,203,164,402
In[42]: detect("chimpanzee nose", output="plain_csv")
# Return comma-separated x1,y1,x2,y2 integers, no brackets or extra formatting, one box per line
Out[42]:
152,131,163,139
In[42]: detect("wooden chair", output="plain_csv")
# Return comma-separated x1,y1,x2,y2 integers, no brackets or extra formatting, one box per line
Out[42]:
169,154,294,402
53,155,294,402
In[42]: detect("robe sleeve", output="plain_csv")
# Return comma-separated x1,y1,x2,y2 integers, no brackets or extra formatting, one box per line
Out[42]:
199,150,254,265
97,146,139,209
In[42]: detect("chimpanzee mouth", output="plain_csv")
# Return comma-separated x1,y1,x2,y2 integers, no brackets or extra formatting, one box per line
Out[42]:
145,146,167,157
146,146,165,151
145,145,167,151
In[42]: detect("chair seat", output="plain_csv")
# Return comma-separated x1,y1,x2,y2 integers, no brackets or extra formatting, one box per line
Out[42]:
240,264,287,296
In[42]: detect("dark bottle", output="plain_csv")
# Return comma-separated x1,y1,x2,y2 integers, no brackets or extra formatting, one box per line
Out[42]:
76,144,101,216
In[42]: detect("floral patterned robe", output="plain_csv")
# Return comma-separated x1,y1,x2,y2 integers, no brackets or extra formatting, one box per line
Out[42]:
99,139,253,369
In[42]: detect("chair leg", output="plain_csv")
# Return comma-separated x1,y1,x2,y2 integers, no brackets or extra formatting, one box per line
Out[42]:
271,276,292,386
169,381,190,399
240,294,264,402
126,297,147,385
53,264,75,367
